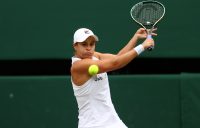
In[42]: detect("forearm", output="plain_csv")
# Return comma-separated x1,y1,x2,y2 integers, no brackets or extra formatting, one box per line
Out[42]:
112,49,139,70
117,35,138,55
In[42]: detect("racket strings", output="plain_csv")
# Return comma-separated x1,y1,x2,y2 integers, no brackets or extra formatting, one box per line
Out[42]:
131,3,164,26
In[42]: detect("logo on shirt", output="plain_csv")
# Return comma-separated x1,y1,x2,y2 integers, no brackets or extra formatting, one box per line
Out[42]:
94,76,103,81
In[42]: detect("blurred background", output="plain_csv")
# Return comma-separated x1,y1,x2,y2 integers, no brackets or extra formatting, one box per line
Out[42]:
0,0,200,128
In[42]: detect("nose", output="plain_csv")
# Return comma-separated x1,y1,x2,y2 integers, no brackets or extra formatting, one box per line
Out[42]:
86,45,92,51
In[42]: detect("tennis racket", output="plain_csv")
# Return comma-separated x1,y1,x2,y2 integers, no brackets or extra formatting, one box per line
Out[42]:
130,0,165,51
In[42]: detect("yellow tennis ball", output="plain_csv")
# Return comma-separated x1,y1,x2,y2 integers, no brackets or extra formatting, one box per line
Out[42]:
88,65,99,76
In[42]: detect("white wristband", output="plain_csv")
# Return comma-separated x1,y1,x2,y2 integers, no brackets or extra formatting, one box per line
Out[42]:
134,44,145,55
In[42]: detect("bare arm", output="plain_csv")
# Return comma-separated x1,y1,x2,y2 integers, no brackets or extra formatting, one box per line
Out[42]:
71,28,156,86
117,28,157,55
72,38,154,75
72,50,138,75
117,33,139,55
71,38,154,86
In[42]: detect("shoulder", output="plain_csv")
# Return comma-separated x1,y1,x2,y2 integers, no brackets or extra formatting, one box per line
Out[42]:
71,58,94,86
71,57,95,74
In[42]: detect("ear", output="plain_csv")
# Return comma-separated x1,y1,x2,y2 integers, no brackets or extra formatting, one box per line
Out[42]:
73,43,78,51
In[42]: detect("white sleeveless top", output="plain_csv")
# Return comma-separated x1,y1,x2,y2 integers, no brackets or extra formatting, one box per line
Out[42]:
71,56,128,128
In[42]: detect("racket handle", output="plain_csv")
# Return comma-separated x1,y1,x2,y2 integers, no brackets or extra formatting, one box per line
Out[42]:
147,34,152,39
147,35,154,51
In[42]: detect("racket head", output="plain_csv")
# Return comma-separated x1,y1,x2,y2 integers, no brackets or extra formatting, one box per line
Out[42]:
130,1,165,29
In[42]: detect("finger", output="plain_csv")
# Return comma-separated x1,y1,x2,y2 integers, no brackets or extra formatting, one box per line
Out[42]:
140,28,146,31
138,28,146,33
151,33,157,36
152,28,157,32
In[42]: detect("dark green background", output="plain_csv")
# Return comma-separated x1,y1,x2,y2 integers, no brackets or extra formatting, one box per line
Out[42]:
0,0,199,59
1,74,200,128
1,1,200,128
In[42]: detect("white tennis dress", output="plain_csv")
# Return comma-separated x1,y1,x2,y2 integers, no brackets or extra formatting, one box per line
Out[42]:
71,56,128,128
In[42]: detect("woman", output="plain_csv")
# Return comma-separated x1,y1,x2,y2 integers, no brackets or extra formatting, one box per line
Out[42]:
70,28,156,128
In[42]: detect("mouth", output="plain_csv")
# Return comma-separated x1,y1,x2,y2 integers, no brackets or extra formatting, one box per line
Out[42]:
84,52,93,57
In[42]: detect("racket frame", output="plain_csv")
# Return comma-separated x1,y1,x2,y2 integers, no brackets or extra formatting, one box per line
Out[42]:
130,0,165,50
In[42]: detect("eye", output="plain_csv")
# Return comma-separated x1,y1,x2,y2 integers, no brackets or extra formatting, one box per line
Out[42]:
90,42,95,46
81,42,87,46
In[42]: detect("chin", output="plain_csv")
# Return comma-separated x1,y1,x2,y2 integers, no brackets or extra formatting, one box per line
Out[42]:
85,56,92,59
84,55,93,59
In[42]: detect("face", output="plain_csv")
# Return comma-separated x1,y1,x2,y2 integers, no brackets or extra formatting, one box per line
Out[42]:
73,36,96,59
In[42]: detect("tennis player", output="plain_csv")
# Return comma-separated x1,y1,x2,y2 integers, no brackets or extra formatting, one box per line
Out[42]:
70,28,156,128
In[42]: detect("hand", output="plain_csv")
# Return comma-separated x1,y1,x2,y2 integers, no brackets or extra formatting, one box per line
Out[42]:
142,38,155,50
135,28,157,39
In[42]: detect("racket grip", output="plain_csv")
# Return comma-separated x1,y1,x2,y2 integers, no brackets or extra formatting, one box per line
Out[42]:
147,35,154,51
147,35,152,39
